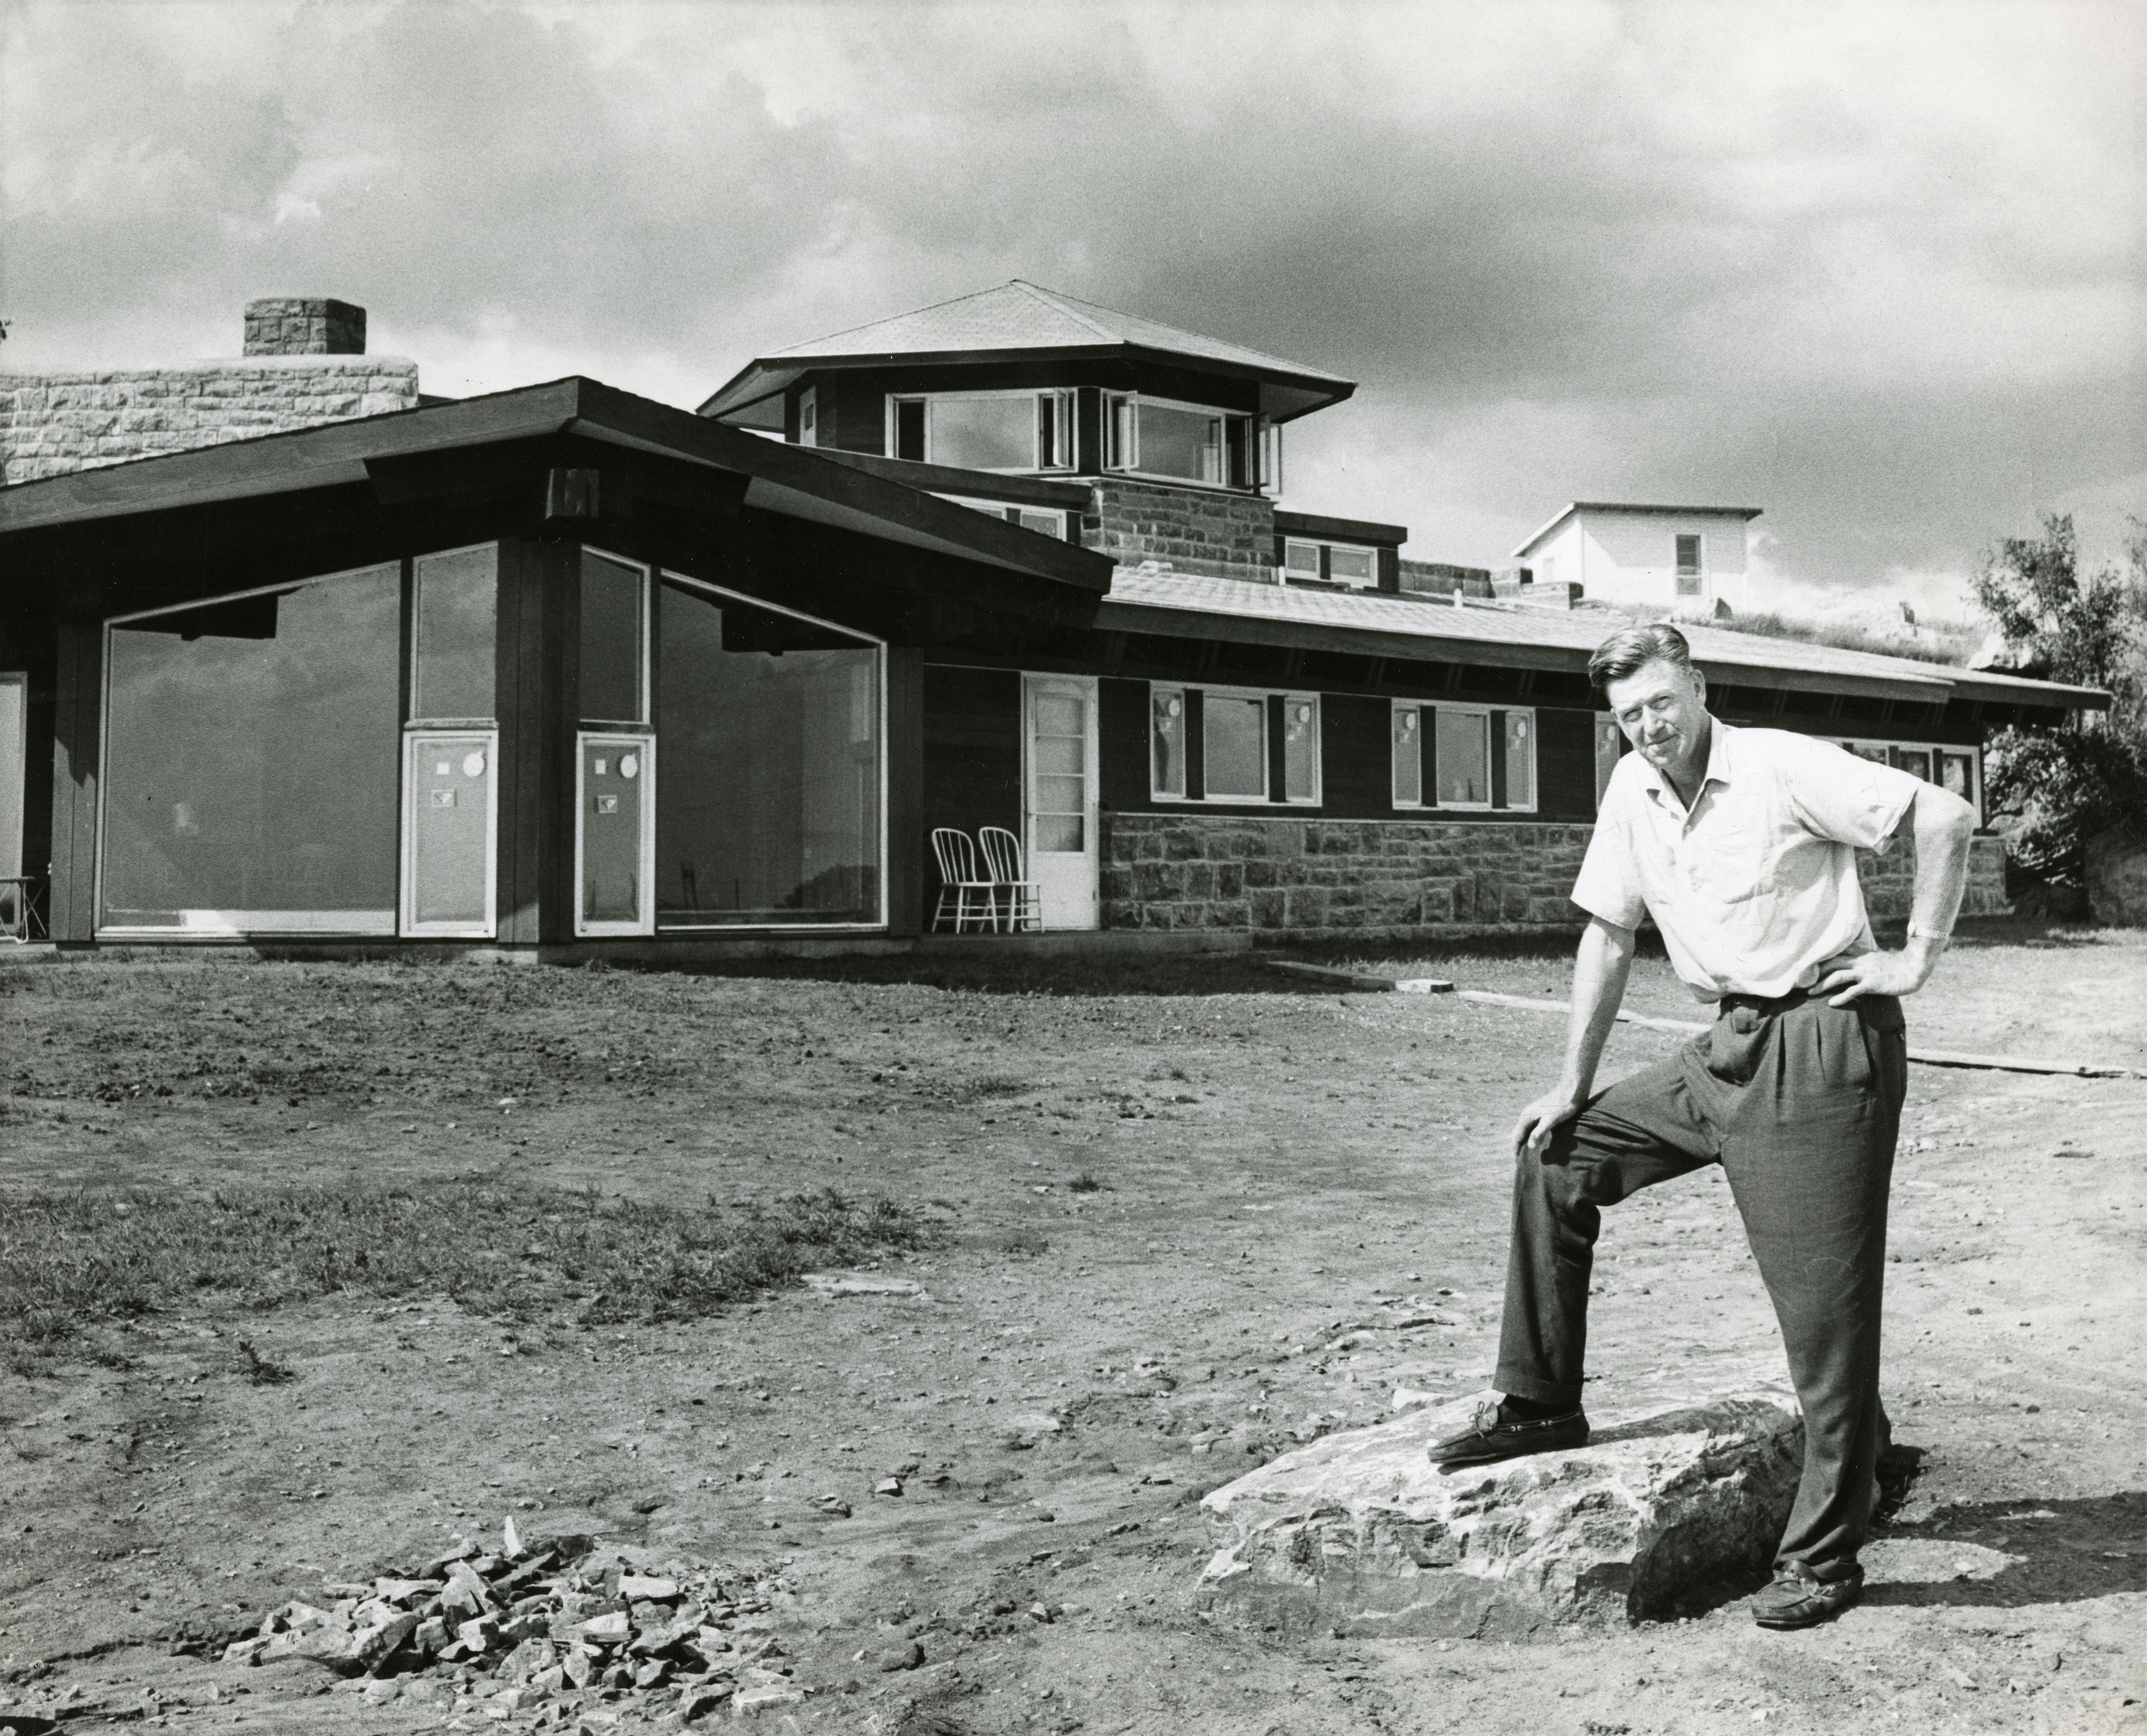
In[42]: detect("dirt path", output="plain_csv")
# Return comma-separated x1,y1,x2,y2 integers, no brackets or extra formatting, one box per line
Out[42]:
1,930,2142,1733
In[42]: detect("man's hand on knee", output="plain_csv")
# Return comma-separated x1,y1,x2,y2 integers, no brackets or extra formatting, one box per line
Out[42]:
1513,1088,1585,1159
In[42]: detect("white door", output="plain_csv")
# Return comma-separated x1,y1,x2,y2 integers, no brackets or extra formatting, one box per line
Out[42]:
576,732,655,937
401,730,498,938
1023,674,1098,931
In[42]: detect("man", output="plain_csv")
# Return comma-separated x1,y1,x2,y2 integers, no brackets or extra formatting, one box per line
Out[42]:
1429,623,1977,1631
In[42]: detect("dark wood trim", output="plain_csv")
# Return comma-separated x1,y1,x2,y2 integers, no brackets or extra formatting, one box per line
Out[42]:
805,449,1091,509
1273,508,1408,545
885,645,926,938
48,621,100,940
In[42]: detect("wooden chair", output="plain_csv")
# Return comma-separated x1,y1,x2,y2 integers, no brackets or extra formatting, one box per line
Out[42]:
930,828,995,932
978,826,1043,933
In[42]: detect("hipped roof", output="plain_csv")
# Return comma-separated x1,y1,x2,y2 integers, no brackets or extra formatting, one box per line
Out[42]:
697,280,1356,426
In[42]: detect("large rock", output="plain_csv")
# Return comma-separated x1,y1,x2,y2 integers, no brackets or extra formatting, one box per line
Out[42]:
1197,1392,1803,1638
2086,822,2147,926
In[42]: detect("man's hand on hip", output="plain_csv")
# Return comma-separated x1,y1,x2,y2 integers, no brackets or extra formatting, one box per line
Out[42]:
1815,939,1940,1006
1513,1088,1587,1160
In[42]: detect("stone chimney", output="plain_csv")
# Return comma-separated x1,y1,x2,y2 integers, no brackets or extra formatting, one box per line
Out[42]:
243,298,367,356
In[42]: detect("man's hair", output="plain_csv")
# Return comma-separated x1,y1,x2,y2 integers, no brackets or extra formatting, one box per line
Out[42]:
1588,623,1697,696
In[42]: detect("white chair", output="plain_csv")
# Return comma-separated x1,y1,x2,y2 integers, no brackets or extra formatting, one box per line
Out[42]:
930,828,995,933
978,826,1043,933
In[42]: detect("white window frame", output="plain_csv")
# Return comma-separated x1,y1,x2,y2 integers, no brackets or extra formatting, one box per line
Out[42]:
1840,737,1982,825
654,569,890,933
579,546,652,728
1674,532,1706,596
1282,539,1321,579
1392,701,1537,813
410,541,500,727
1102,391,1256,490
97,566,406,940
400,727,501,941
1150,683,1187,801
1146,681,1320,807
933,495,1069,541
1280,538,1379,588
883,390,1075,473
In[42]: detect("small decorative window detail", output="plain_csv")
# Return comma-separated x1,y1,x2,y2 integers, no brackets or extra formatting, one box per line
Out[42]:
1148,682,1319,805
1393,702,1537,813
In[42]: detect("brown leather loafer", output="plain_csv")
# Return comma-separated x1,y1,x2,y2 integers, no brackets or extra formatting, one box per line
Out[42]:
1426,1400,1589,1469
1751,1566,1863,1629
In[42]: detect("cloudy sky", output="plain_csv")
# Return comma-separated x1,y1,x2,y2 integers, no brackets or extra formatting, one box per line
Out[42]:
3,0,2139,616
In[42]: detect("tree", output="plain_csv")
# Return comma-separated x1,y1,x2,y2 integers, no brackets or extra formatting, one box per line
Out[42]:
1973,512,2147,886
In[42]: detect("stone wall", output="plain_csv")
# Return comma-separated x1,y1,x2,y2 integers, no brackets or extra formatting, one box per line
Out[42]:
1100,815,2011,940
1398,559,1494,598
1080,477,1276,582
0,357,420,484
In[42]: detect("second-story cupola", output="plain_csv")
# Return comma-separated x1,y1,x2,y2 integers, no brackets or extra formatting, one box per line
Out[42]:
696,280,1355,493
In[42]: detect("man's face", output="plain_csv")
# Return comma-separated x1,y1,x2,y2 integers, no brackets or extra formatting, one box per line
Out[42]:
1602,658,1710,780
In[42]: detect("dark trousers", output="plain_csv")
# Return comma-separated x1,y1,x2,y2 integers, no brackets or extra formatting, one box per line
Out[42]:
1494,990,1909,1579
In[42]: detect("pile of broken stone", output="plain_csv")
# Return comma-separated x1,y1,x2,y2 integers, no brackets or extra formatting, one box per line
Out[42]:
221,1518,801,1723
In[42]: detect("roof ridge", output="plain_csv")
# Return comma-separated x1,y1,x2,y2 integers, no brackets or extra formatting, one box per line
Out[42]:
1006,280,1122,344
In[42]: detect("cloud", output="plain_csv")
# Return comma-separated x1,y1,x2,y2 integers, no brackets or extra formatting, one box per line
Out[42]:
0,0,2137,613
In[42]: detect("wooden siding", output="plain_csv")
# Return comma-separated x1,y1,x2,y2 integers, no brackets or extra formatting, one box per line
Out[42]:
48,621,100,941
921,663,1022,930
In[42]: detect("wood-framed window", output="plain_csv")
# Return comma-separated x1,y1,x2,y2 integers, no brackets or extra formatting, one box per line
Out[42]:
578,547,650,727
1104,392,1257,489
1281,538,1379,588
1674,533,1705,596
1392,701,1538,813
797,388,818,448
885,390,1075,472
1841,737,1981,822
1149,682,1319,806
935,495,1070,541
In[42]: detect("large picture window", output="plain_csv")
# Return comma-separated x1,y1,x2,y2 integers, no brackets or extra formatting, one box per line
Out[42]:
656,578,882,928
887,391,1074,472
1392,701,1537,813
101,566,403,935
1148,683,1319,805
1106,394,1257,488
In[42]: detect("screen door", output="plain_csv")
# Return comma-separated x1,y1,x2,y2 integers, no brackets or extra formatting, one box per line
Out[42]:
401,731,497,937
577,732,654,937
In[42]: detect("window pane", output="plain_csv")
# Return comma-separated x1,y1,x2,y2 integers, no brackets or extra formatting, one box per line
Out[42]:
580,551,645,722
1675,534,1703,596
1283,697,1318,802
1329,547,1375,585
1504,712,1534,808
102,568,401,932
1204,695,1266,799
1940,752,1974,801
1034,735,1084,775
412,545,495,720
1393,707,1422,805
798,391,817,447
655,582,880,926
1436,709,1490,805
1036,814,1084,853
1034,693,1085,737
1846,741,1888,764
894,399,926,462
1283,541,1320,576
1594,716,1622,809
1890,746,1933,782
1106,396,1132,469
928,397,1034,470
1017,510,1063,538
1135,402,1222,482
1152,687,1186,798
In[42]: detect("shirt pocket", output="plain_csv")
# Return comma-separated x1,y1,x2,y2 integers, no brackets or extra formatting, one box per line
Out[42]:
1682,816,1772,904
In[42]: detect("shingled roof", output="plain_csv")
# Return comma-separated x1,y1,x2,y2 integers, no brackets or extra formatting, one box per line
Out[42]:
698,280,1356,426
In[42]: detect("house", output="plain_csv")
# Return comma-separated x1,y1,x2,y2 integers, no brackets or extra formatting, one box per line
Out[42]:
1511,502,1764,615
0,291,2107,955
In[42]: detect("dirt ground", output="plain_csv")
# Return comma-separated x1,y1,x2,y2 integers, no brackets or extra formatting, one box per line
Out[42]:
1,924,2143,1735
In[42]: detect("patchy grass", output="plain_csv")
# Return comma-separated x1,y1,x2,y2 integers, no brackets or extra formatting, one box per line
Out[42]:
1703,609,1982,666
0,1180,942,1367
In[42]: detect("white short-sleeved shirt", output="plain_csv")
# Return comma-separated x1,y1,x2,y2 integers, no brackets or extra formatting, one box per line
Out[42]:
1570,718,1924,1000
